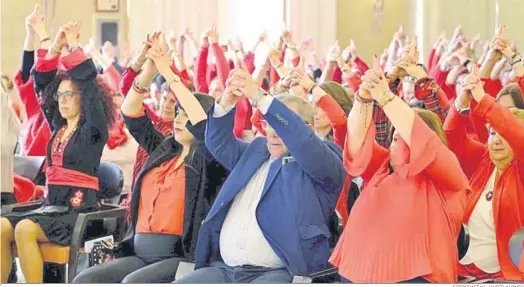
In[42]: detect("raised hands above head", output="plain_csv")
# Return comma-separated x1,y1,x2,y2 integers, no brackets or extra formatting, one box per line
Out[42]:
326,40,341,63
395,39,427,80
360,55,390,102
342,39,357,63
26,4,47,40
289,66,315,92
461,65,486,102
146,33,172,76
225,69,260,101
168,29,178,51
206,25,219,45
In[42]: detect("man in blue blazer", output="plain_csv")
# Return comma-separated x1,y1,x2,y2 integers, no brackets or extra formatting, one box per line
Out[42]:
175,69,345,283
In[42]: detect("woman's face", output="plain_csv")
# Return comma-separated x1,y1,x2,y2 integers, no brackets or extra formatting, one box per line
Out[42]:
389,131,410,169
56,80,81,120
209,79,222,99
150,84,162,110
488,125,514,169
313,106,330,130
173,109,194,145
159,91,176,121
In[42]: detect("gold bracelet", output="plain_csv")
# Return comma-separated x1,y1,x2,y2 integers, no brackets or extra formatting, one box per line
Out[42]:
132,77,149,93
378,90,395,108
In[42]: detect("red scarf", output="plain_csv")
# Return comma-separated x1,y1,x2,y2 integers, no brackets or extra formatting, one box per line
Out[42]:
106,114,128,150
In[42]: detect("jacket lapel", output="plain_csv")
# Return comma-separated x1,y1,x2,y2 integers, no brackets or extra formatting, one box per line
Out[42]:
261,153,289,199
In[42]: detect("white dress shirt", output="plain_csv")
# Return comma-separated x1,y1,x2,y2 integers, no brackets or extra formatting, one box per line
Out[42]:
460,168,500,273
214,97,284,268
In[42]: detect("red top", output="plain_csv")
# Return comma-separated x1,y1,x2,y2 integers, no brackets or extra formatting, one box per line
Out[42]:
136,156,186,235
444,96,524,281
13,68,52,157
330,116,469,283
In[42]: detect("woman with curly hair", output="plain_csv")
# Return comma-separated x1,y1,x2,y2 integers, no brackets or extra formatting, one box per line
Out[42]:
0,22,115,283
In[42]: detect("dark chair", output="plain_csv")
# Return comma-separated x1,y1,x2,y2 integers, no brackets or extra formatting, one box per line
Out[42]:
458,223,470,260
13,155,46,185
10,160,127,283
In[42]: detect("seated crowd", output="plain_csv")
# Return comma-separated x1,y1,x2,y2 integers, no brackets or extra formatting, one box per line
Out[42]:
0,4,523,284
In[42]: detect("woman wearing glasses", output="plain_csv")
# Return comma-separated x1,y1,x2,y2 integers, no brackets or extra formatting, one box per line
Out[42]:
0,22,115,283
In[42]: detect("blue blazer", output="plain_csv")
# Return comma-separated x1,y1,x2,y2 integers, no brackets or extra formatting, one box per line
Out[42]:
196,98,345,276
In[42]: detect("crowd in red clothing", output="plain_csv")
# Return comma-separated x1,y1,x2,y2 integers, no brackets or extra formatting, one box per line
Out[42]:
1,3,524,283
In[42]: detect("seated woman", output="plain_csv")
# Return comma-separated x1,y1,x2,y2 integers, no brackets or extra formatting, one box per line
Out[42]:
330,56,469,283
73,35,227,284
0,22,114,283
447,64,524,280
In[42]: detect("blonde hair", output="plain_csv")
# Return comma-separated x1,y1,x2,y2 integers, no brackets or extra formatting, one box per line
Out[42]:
510,107,524,122
389,108,448,146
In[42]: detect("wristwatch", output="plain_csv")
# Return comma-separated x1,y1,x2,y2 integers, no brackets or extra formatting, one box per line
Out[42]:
251,90,268,108
378,90,395,108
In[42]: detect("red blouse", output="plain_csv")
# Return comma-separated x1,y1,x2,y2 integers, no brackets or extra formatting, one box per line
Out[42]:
330,116,468,283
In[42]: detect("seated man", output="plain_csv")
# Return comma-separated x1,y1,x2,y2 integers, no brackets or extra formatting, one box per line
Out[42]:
175,69,345,284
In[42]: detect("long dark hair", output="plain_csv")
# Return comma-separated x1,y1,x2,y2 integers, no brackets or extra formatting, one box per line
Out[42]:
39,72,116,129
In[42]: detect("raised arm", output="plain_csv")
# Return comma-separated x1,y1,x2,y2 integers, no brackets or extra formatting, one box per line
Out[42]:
149,36,207,126
204,75,250,171
363,57,469,190
121,33,165,152
61,23,109,145
290,68,348,148
194,39,210,93
444,94,486,178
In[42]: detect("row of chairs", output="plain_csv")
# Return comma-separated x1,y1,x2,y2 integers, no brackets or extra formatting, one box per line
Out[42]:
7,156,524,283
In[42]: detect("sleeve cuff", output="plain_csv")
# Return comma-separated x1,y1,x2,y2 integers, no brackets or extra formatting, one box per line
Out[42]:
473,94,496,117
258,96,274,115
60,48,89,71
213,102,236,118
35,50,60,72
122,108,145,119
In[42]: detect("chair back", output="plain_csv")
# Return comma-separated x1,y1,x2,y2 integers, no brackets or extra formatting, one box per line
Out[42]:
95,162,123,202
14,156,45,183
346,180,361,216
458,223,470,260
509,228,524,271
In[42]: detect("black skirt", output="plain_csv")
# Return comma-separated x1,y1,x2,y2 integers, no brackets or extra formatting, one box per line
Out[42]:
2,205,78,246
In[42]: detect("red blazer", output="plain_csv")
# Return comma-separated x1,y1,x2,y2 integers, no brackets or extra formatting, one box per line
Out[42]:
444,96,524,281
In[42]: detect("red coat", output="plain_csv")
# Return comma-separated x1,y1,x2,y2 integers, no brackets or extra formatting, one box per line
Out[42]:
444,96,524,281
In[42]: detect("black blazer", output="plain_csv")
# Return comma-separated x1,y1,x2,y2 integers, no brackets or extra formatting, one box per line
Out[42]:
121,112,228,261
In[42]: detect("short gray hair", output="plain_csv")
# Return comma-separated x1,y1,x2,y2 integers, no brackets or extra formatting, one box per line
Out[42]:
274,94,314,125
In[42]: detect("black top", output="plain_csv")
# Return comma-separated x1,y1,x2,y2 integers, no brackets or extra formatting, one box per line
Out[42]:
121,111,228,261
31,55,109,210
21,50,35,83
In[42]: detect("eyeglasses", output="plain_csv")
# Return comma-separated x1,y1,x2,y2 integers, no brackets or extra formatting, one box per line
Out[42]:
54,91,78,101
